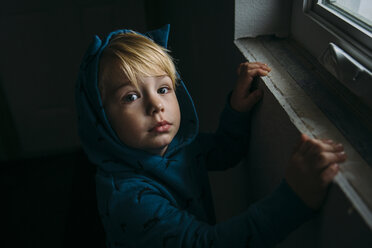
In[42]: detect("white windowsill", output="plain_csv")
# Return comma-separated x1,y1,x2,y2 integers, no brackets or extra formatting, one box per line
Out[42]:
234,37,372,230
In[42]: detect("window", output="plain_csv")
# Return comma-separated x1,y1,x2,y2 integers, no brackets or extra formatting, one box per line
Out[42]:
322,0,372,31
311,0,372,57
292,0,372,111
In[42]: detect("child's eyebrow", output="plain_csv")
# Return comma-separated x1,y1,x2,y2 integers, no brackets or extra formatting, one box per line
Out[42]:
158,75,169,80
156,75,172,84
106,81,134,98
112,81,133,93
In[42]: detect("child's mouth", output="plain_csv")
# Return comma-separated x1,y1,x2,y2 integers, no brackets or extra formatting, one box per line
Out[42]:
150,121,171,133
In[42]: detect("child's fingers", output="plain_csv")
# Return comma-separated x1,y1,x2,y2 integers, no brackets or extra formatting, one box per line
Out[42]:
314,151,347,169
320,163,339,187
236,69,268,93
235,75,254,95
321,139,334,144
297,134,313,155
239,61,266,67
300,138,343,158
309,140,344,154
247,68,269,78
238,62,271,75
246,62,271,71
293,133,309,153
237,63,246,75
327,142,344,152
240,89,263,111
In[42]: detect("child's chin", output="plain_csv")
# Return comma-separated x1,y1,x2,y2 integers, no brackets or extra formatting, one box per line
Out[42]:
143,143,170,156
154,134,174,144
153,140,171,149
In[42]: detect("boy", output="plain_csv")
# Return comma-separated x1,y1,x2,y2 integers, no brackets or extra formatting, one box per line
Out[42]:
76,25,346,247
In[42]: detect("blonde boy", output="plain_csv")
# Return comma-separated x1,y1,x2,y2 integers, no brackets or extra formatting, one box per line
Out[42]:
76,25,346,247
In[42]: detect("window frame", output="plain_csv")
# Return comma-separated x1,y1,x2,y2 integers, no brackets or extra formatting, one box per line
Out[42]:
312,0,371,51
291,0,372,112
299,0,371,70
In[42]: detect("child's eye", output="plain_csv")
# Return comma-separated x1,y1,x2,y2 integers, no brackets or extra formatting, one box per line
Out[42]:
158,87,170,94
124,93,139,102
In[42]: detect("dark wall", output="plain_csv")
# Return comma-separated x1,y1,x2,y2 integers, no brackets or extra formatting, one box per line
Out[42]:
0,0,147,160
146,0,245,131
2,0,244,247
1,1,146,247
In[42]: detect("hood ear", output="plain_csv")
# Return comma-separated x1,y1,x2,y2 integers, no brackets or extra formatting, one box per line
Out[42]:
80,35,102,70
145,24,170,48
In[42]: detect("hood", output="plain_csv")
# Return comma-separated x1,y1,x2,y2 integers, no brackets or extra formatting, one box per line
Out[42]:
75,24,199,173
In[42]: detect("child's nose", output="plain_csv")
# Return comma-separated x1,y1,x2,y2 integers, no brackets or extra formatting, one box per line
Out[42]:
146,95,164,115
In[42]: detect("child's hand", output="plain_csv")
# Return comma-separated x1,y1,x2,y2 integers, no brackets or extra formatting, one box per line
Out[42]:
285,134,347,210
230,62,271,112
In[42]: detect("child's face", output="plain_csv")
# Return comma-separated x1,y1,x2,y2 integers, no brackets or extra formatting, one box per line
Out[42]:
102,64,181,156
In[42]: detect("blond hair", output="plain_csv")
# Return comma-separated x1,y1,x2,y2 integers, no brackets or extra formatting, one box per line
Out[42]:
98,32,177,102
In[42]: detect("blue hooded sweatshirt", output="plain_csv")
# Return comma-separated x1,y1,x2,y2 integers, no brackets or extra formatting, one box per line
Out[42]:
75,24,314,248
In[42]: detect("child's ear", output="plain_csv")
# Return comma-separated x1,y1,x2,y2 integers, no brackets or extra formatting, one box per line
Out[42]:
145,24,170,48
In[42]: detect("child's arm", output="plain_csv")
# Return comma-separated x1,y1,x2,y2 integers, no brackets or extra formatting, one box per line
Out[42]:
198,61,346,211
100,175,313,248
228,62,347,209
197,62,270,171
229,62,347,210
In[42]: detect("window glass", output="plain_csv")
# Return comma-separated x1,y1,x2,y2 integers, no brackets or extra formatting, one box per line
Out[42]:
322,0,372,31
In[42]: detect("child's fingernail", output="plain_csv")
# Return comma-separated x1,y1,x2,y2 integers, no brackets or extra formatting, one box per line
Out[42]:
337,151,346,159
332,163,339,170
336,143,343,149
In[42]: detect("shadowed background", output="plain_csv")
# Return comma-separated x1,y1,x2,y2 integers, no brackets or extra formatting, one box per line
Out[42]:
1,1,244,247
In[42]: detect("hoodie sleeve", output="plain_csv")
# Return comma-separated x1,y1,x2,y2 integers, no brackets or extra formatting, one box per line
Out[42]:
103,178,314,248
196,94,251,171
